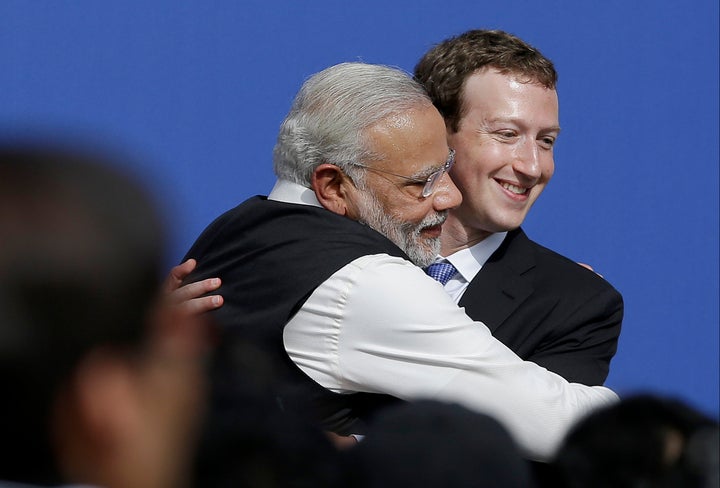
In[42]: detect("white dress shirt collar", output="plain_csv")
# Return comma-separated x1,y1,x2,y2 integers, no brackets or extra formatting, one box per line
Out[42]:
268,179,321,207
444,231,508,283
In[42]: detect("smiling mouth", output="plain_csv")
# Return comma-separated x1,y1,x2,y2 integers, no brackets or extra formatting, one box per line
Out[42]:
421,223,443,237
499,181,529,195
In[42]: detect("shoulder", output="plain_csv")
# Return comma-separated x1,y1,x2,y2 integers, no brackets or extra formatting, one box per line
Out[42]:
332,254,466,320
507,229,622,299
187,197,405,260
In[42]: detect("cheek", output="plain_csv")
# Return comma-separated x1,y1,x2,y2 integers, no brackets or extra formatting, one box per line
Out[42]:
531,183,548,202
464,143,506,175
396,202,434,224
373,188,419,222
541,157,555,181
450,159,491,196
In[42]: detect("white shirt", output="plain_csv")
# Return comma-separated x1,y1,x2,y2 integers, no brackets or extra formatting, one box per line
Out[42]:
435,232,507,303
272,180,617,461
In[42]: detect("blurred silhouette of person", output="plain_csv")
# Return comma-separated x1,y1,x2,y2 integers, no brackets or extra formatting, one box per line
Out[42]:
0,144,209,488
191,337,345,487
546,394,719,488
345,400,535,488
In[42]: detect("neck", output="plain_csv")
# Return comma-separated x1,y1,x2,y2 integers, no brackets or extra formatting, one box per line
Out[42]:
440,213,493,256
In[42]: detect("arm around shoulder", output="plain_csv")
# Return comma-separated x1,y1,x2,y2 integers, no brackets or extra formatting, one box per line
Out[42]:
309,255,620,460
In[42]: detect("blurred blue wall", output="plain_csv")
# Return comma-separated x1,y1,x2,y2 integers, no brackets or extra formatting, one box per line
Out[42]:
2,0,717,417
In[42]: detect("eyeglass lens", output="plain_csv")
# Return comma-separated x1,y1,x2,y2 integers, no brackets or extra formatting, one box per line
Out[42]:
421,150,455,198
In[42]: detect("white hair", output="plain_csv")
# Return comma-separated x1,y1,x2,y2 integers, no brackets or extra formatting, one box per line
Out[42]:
272,62,433,187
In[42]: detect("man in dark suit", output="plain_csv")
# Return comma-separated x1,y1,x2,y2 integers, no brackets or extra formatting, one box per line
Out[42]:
414,30,623,386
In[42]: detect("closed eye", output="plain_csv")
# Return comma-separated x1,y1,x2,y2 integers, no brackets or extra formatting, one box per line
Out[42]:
402,178,429,188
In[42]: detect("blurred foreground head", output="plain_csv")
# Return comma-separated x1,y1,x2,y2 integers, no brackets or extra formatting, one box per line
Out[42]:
347,400,534,488
0,144,206,488
552,394,719,488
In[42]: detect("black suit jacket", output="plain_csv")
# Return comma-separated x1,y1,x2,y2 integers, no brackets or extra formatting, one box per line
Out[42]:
458,228,623,386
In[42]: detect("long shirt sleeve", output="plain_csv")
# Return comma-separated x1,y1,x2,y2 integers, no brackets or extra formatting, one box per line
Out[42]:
283,253,617,461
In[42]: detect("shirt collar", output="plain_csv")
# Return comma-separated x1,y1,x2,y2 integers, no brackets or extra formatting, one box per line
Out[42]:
443,231,507,282
267,179,322,207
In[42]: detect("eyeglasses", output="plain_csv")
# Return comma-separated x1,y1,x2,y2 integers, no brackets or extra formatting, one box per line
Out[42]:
346,149,455,198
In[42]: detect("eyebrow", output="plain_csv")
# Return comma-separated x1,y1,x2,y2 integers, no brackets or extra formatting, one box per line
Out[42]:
409,165,441,180
409,153,452,180
485,117,562,133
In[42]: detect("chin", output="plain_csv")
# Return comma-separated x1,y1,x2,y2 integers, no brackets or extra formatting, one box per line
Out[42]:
489,214,527,232
403,240,440,268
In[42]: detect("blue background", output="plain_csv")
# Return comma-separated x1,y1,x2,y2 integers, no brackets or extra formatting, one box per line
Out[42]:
2,1,718,417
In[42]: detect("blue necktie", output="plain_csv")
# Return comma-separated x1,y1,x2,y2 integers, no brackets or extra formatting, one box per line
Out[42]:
425,261,457,286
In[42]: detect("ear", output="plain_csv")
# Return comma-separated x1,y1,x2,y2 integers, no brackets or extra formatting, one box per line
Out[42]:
69,350,141,449
311,163,355,216
52,350,142,482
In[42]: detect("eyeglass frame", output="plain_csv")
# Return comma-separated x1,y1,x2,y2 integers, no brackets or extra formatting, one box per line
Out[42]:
344,148,455,198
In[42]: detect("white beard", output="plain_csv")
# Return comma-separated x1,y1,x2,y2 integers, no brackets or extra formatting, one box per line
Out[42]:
356,190,445,268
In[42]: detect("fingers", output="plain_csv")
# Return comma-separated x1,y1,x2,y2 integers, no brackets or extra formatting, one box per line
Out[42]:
168,276,224,315
169,277,222,304
177,293,224,316
163,258,198,294
577,262,604,278
162,259,224,315
325,431,359,450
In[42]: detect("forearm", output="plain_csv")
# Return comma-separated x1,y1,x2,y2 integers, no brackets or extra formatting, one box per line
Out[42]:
286,255,619,460
338,314,618,460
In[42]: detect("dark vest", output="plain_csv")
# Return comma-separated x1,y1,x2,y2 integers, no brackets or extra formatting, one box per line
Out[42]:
184,196,407,434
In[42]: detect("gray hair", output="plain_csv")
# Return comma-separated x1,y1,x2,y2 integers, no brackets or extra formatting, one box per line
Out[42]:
273,62,433,187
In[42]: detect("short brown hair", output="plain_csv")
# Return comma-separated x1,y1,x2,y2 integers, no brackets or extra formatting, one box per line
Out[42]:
414,29,558,132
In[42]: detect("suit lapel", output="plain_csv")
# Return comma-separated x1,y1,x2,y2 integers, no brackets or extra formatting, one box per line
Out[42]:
458,229,536,332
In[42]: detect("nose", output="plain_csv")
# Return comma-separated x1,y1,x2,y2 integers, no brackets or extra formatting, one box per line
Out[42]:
513,139,542,181
432,172,462,211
